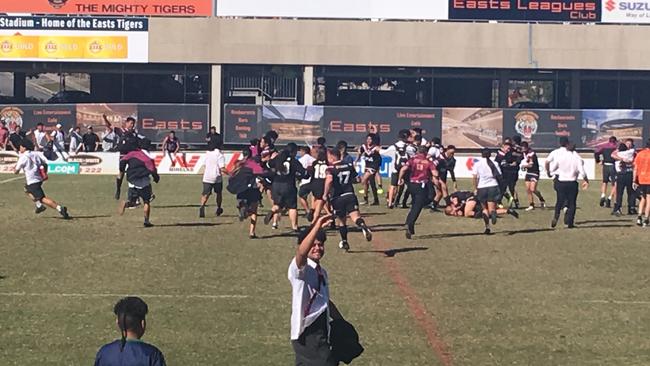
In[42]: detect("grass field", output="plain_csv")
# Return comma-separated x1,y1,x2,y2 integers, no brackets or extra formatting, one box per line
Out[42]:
1,174,649,365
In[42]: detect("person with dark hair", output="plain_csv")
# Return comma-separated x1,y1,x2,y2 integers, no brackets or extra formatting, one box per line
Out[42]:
82,126,100,153
104,115,142,156
14,139,70,219
410,127,427,146
264,143,308,232
545,137,589,229
298,146,317,221
357,133,381,206
117,141,160,227
199,139,226,218
520,141,546,211
228,147,265,238
430,145,457,210
32,122,47,151
94,297,166,366
162,130,186,168
611,140,637,216
595,136,619,208
7,125,26,152
316,136,327,149
386,129,416,209
473,148,518,234
495,140,519,208
69,126,83,154
398,144,439,239
0,119,8,150
324,148,372,251
633,139,650,226
445,190,517,218
289,215,338,366
336,140,355,165
206,126,223,147
308,147,332,224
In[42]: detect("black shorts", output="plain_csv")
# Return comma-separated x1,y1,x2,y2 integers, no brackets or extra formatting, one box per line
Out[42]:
237,188,262,212
439,170,448,183
477,186,501,203
129,185,153,204
298,183,312,199
24,182,45,201
391,171,409,186
271,184,297,209
310,180,326,200
525,173,539,182
331,193,359,218
638,184,650,196
603,164,617,183
202,181,223,196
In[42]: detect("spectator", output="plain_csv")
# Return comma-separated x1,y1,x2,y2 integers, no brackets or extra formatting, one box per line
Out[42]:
94,297,166,366
0,119,8,150
8,125,26,152
32,122,48,151
69,127,83,155
83,126,101,152
206,126,222,146
102,126,118,152
50,123,67,160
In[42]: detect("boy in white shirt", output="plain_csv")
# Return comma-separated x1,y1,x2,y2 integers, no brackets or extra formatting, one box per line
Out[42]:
199,140,226,218
14,139,70,219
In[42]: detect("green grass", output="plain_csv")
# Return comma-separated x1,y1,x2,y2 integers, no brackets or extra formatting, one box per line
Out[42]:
1,175,649,365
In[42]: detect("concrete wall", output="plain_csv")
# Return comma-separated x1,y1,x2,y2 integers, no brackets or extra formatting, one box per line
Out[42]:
149,18,650,70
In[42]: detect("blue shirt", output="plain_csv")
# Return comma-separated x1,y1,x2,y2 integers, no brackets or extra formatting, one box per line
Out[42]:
94,339,166,366
341,154,355,165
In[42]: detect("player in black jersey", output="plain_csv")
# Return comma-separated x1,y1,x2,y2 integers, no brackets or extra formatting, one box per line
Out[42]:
511,136,524,208
594,136,619,208
324,148,372,251
357,133,382,205
495,140,519,207
263,143,307,232
308,148,332,224
431,145,458,210
520,142,546,211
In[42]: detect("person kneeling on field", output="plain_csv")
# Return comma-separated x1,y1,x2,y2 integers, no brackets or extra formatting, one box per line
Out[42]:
116,140,160,227
14,139,70,219
94,296,166,366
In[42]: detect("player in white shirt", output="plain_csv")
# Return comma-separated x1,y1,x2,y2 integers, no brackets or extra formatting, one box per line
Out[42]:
199,140,226,218
297,146,317,221
68,126,83,155
13,139,70,219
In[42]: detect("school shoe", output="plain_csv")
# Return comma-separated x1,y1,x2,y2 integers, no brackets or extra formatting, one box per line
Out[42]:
483,227,492,235
636,217,644,226
199,206,205,218
599,197,606,207
490,211,498,225
551,217,558,228
405,227,412,240
507,209,519,219
525,206,535,212
611,209,622,217
540,201,547,209
35,206,47,214
605,198,612,208
628,208,638,215
143,221,154,228
361,226,373,242
59,206,70,220
338,240,350,251
216,207,224,216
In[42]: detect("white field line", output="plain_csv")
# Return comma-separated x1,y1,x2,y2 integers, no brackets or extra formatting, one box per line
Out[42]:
0,292,248,300
582,299,650,305
0,176,23,184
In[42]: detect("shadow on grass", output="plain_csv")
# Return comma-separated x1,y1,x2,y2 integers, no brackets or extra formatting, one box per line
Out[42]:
156,204,202,209
576,219,633,225
417,232,487,240
71,215,111,219
348,246,428,257
0,274,5,280
572,223,633,229
154,222,222,228
260,231,299,239
505,228,555,235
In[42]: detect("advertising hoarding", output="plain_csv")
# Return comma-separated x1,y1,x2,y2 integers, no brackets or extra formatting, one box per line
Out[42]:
448,0,601,22
503,109,584,149
0,16,148,62
223,104,442,146
601,0,650,23
442,108,503,148
0,0,212,16
217,0,448,20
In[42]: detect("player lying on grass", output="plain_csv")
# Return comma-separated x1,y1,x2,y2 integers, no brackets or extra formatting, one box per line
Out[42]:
444,191,519,219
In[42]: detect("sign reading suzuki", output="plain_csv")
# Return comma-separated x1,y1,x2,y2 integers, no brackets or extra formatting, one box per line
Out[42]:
601,0,650,22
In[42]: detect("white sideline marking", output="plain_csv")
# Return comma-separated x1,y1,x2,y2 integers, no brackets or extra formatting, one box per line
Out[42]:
583,300,650,305
0,176,22,184
0,292,248,300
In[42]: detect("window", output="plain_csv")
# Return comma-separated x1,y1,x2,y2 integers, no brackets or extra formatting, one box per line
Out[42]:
223,65,302,105
0,72,14,101
580,80,618,109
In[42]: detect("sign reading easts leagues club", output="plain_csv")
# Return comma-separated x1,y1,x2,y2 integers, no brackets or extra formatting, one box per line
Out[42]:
449,0,601,21
0,0,212,17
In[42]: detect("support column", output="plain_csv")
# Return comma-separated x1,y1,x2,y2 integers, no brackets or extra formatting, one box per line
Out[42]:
303,66,314,105
210,64,222,132
13,72,26,103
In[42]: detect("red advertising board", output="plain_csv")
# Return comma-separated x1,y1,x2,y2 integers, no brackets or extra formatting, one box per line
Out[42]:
1,0,212,16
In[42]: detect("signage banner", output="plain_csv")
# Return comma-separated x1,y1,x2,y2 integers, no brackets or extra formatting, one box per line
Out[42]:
217,0,448,19
448,0,601,22
442,108,504,148
0,0,212,17
602,0,650,22
0,16,148,62
68,152,120,174
503,109,584,149
224,104,442,146
47,161,80,174
0,103,209,144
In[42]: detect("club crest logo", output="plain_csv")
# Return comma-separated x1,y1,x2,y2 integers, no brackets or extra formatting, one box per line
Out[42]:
514,111,539,139
48,0,68,9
